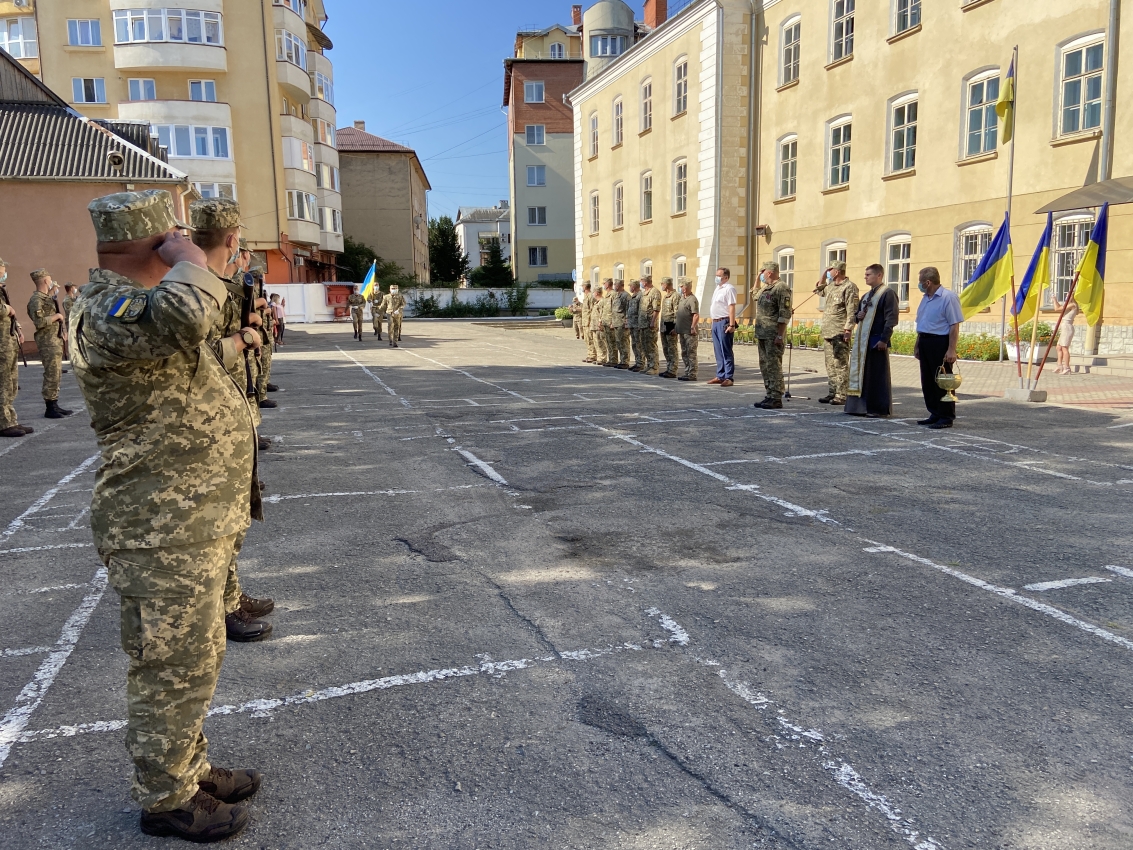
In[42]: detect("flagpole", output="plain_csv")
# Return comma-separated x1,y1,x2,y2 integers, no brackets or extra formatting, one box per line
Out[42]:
1034,270,1080,386
1001,46,1020,390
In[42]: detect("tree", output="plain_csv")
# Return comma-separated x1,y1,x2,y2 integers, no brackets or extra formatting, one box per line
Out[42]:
340,235,413,288
470,240,512,288
428,216,469,284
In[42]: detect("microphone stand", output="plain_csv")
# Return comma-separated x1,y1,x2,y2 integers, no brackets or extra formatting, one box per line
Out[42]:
784,289,821,400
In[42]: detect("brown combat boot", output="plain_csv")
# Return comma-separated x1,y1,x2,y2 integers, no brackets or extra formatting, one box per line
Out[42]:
239,592,274,617
0,426,25,437
139,789,249,842
16,424,32,433
198,766,262,804
225,608,272,642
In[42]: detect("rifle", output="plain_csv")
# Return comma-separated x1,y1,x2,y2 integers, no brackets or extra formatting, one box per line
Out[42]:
0,286,27,367
51,291,69,361
241,272,257,399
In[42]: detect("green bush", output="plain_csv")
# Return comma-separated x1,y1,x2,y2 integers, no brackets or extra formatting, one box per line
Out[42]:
504,284,530,316
409,293,441,318
408,291,501,318
554,307,573,320
1010,321,1054,344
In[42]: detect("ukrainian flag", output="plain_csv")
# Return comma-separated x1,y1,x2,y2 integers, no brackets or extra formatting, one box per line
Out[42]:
960,213,1014,320
996,58,1016,145
359,261,378,299
1074,202,1109,326
1012,212,1052,327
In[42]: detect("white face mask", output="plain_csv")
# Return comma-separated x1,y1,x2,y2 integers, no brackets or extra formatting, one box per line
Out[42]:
827,271,834,282
715,276,722,286
0,273,6,284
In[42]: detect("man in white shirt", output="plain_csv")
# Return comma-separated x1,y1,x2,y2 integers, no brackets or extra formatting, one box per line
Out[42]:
913,266,963,429
708,267,738,386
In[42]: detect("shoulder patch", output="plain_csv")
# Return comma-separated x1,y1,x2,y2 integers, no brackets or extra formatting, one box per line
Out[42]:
110,294,148,322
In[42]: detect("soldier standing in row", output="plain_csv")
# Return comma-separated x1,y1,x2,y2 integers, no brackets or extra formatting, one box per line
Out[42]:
0,258,31,438
347,285,366,340
62,283,79,327
570,294,583,339
659,277,680,378
368,284,385,339
252,260,279,409
580,284,596,362
598,279,614,363
753,261,792,409
626,280,642,370
27,269,73,418
381,285,406,347
590,285,608,364
814,261,859,406
639,276,661,376
608,280,631,368
71,190,262,842
676,278,700,382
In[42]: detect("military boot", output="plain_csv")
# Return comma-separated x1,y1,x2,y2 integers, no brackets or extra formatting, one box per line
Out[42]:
198,767,262,804
239,592,275,617
760,399,784,409
258,398,278,409
818,395,834,404
257,435,271,451
16,424,33,433
139,789,249,842
45,400,74,418
225,608,272,642
266,383,280,393
0,426,25,437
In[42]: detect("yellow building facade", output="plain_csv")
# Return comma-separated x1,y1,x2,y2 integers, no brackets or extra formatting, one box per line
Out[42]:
0,0,343,285
575,0,1131,355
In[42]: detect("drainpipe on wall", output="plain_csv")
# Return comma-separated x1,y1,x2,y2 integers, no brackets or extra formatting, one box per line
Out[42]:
1099,0,1120,181
707,0,725,305
743,0,760,318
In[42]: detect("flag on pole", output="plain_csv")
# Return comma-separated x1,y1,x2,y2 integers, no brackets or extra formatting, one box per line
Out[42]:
359,260,377,299
996,57,1016,145
1012,212,1052,327
960,213,1014,320
1074,203,1109,326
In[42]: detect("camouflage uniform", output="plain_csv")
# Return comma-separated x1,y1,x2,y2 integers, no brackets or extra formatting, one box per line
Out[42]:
589,292,608,363
755,276,793,401
27,286,63,402
676,289,700,379
0,279,20,430
819,276,860,401
62,292,77,325
368,288,385,336
626,287,642,368
255,277,274,400
660,282,681,375
570,298,583,338
607,288,630,366
380,290,407,342
347,292,366,337
639,284,662,375
581,292,596,361
71,190,258,813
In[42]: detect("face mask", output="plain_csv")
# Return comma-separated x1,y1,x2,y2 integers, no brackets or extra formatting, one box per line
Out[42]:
0,273,6,284
715,276,722,286
826,271,834,283
918,282,928,294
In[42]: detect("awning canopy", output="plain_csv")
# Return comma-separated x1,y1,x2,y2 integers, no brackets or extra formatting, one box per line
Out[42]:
1035,177,1133,213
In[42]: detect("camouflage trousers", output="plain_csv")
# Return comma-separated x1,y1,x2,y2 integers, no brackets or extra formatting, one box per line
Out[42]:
590,327,607,362
0,341,18,429
679,333,698,379
757,338,785,399
351,310,364,336
255,337,273,400
372,312,384,334
661,328,679,375
222,528,247,615
640,326,659,374
824,335,851,400
573,317,583,339
629,327,644,367
387,315,403,342
104,532,237,812
34,331,63,402
606,327,630,365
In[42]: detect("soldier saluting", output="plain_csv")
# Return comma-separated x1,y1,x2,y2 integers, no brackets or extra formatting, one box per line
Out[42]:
69,190,263,842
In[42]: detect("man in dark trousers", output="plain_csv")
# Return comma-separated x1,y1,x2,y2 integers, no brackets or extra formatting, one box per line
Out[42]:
913,266,963,429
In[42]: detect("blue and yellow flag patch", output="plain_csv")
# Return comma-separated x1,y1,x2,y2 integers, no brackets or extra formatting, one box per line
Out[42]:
109,294,147,322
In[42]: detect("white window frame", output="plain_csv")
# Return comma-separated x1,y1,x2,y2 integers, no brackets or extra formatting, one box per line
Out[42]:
1,17,37,58
778,134,798,199
525,124,545,145
641,78,653,132
526,165,546,187
188,79,216,102
777,247,796,292
673,158,688,214
613,182,624,228
821,241,848,309
114,9,223,47
128,78,157,102
962,68,1000,158
674,57,689,115
529,246,549,267
641,171,653,222
590,34,627,57
893,0,921,36
589,191,600,234
884,234,912,309
591,267,601,287
313,118,336,148
318,206,342,234
282,136,315,172
286,190,319,223
954,223,993,291
826,116,852,187
1050,213,1094,306
524,81,545,104
673,256,688,282
314,71,334,105
273,0,307,16
274,28,306,69
781,16,801,85
589,112,599,157
888,92,918,173
193,182,236,200
549,42,565,60
527,206,548,226
613,98,624,146
831,0,855,62
67,19,102,47
72,77,107,105
614,264,625,284
1058,34,1105,137
641,259,653,279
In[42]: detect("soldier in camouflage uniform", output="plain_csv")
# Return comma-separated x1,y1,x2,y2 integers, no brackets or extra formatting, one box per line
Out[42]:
368,285,385,339
639,277,661,375
607,280,630,368
0,259,31,437
71,190,262,842
27,269,73,418
814,260,859,405
754,261,793,409
580,283,596,362
659,277,680,378
589,285,607,364
252,264,278,409
347,285,366,340
626,280,643,370
380,285,407,347
675,278,700,381
62,283,79,326
190,200,275,644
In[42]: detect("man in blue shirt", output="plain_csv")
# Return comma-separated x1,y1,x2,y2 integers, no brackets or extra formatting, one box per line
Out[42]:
913,267,962,429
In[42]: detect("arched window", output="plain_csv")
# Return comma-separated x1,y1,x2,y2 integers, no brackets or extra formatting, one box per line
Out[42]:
955,223,993,290
884,233,912,308
1051,213,1095,304
672,158,688,214
613,98,624,146
640,171,653,221
780,16,801,85
776,247,795,292
549,41,564,60
673,255,688,282
641,259,653,280
1058,33,1105,136
962,68,1000,157
589,112,599,157
614,263,625,283
777,133,798,198
613,181,624,228
589,191,600,234
674,56,689,115
591,266,600,287
826,116,851,187
641,78,653,131
888,91,918,173
821,240,848,309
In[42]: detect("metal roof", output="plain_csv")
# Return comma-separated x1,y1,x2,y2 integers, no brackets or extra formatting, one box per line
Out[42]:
1034,177,1133,213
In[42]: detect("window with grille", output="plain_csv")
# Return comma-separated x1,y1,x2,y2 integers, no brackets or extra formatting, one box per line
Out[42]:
894,0,920,35
957,226,992,290
965,71,999,156
1,18,38,58
891,98,917,172
674,59,688,114
886,237,912,308
641,172,653,221
1060,39,1104,136
673,159,688,214
68,19,102,47
525,125,545,145
1050,216,1093,305
613,99,623,146
832,0,854,61
529,247,548,267
614,183,624,228
782,18,800,84
829,121,851,186
779,136,797,198
641,80,653,131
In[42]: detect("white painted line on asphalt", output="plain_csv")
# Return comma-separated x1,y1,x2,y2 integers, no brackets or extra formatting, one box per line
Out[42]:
262,484,490,504
703,446,921,466
456,449,509,486
645,608,690,646
337,347,413,408
0,420,63,459
1104,565,1133,579
0,543,93,556
11,582,93,595
1107,421,1133,429
825,761,943,850
0,567,108,768
1,646,52,658
1023,577,1113,592
398,349,536,403
0,454,99,543
64,506,89,530
861,541,1133,653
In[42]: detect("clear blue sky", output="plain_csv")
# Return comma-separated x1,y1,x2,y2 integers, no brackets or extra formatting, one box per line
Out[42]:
325,1,647,221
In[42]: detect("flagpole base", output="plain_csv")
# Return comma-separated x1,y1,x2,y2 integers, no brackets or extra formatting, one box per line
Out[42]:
1004,387,1048,403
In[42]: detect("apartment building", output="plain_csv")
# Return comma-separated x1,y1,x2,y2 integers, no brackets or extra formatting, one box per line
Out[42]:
0,0,343,285
573,0,1132,354
456,203,512,271
503,10,584,282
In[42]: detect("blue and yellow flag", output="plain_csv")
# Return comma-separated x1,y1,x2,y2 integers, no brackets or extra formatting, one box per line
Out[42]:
359,261,377,299
1012,212,1052,327
960,213,1014,320
996,58,1016,145
1074,203,1109,326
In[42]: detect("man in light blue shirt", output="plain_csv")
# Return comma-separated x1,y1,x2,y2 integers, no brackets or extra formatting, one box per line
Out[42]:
913,267,962,429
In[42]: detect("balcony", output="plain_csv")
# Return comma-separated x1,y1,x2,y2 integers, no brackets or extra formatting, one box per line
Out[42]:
313,145,339,170
271,2,306,32
309,50,333,79
308,96,335,123
276,58,312,99
288,218,321,247
109,0,223,11
114,42,227,72
284,167,317,193
316,188,341,208
167,156,236,186
118,99,231,128
279,113,314,143
320,230,344,254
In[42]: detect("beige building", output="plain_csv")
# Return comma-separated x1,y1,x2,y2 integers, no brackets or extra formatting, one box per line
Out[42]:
574,0,1132,354
337,122,431,283
0,0,343,286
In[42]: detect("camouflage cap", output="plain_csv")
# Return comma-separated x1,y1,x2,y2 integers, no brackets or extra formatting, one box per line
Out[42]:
239,237,249,250
30,268,50,282
0,256,7,267
678,277,692,287
761,261,780,273
88,190,191,243
830,261,847,273
660,276,673,285
190,198,243,231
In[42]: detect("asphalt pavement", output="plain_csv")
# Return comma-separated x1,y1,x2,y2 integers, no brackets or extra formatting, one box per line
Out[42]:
2,320,1132,849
